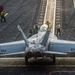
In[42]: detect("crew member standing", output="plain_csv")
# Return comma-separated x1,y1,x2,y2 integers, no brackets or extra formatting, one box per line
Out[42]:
45,21,51,29
29,28,33,37
1,11,6,22
32,24,38,35
0,5,4,12
56,23,61,36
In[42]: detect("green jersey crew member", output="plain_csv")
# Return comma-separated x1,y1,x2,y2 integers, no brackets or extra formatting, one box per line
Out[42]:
0,11,6,22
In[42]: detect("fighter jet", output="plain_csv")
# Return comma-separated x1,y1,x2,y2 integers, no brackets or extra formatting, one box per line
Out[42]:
0,24,75,64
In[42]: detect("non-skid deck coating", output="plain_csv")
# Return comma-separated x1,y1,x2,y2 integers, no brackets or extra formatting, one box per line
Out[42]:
0,57,75,75
0,0,42,43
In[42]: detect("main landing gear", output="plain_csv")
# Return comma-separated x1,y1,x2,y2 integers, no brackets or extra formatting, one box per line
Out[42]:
25,55,56,64
25,56,28,64
53,55,55,63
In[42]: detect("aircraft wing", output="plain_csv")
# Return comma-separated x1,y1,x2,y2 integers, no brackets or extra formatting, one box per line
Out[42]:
0,51,25,56
44,51,67,55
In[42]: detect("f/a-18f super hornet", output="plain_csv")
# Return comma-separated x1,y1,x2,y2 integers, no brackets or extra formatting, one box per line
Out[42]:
0,24,75,64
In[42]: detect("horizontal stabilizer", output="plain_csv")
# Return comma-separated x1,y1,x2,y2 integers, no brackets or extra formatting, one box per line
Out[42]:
0,51,25,56
44,51,67,55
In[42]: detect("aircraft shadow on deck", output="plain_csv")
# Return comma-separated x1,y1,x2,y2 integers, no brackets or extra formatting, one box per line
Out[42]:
25,58,55,65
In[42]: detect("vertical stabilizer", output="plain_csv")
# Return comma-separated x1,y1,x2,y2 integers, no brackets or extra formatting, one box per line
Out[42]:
41,25,52,46
41,30,50,46
17,25,29,47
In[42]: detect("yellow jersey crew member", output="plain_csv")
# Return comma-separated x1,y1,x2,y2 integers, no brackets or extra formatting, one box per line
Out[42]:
45,21,51,29
0,11,6,22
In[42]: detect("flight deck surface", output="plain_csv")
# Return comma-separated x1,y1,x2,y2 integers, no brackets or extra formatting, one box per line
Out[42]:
0,0,42,43
0,57,75,75
0,0,75,75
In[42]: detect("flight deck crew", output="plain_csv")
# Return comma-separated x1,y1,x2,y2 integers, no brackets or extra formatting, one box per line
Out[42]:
33,24,38,35
34,24,38,30
0,11,6,22
56,23,61,36
29,28,33,37
45,21,51,29
0,5,4,12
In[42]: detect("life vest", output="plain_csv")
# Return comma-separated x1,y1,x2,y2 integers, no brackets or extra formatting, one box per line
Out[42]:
1,12,5,16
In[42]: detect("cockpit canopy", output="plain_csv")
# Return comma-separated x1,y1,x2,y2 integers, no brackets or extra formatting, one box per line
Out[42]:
39,24,48,32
